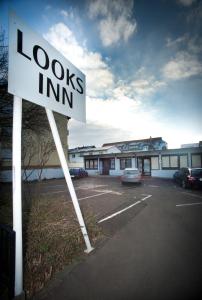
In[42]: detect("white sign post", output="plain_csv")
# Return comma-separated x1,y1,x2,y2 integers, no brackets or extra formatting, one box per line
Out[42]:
12,95,23,296
8,12,93,298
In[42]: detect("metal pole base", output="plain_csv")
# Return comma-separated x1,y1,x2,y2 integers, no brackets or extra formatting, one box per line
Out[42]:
14,291,26,300
84,247,94,254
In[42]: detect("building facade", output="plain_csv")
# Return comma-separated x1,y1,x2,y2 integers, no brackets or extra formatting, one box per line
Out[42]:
68,145,121,172
83,138,202,178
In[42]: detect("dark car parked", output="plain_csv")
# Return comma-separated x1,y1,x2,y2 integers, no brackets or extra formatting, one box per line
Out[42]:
69,168,88,179
173,167,202,189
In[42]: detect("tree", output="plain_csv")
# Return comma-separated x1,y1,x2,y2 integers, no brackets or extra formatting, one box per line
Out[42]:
0,29,8,86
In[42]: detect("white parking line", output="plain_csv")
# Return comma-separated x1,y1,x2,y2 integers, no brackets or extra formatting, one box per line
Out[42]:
47,184,66,188
41,190,66,195
78,191,111,201
176,202,202,207
75,184,108,190
148,185,160,188
93,189,123,195
98,194,152,224
181,192,202,199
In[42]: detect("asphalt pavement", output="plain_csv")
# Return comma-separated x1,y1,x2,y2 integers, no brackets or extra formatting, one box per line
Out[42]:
32,176,202,300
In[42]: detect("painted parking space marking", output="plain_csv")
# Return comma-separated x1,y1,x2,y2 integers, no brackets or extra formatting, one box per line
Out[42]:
93,189,123,195
41,190,66,195
181,192,202,199
75,184,108,190
148,185,160,188
47,184,66,188
98,194,152,224
176,202,202,207
78,191,111,201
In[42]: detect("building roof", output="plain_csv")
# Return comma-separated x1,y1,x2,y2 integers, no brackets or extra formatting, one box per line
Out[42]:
102,137,165,147
68,146,95,153
69,145,117,154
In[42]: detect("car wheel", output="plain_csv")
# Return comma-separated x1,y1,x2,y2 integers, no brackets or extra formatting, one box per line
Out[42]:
182,180,187,189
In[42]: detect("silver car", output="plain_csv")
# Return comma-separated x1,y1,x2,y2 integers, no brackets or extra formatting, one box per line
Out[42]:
121,168,142,184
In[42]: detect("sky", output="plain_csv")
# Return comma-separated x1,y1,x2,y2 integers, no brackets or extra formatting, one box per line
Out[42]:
0,0,202,149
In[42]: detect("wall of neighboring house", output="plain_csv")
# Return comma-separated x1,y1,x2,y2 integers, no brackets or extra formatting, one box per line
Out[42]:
68,152,84,168
0,100,68,182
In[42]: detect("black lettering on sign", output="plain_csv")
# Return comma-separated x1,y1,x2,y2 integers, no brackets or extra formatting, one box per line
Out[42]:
47,77,59,102
62,88,73,108
76,77,83,94
17,29,31,60
52,59,64,80
39,73,43,94
33,45,49,70
66,69,75,90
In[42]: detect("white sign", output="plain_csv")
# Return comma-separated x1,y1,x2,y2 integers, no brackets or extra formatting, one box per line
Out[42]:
8,12,86,122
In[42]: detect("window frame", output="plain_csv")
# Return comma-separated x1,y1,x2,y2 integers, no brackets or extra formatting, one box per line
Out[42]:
120,158,132,170
179,155,188,168
191,153,202,168
85,158,98,170
110,158,115,170
151,156,159,170
161,154,179,170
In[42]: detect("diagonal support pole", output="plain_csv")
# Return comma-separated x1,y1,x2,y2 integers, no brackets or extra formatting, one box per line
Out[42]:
45,108,94,253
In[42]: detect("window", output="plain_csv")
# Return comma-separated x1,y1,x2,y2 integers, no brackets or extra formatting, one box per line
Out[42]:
162,156,169,168
191,169,202,176
191,154,202,168
72,154,75,158
179,155,188,168
151,157,159,170
162,155,179,169
110,158,115,169
85,160,89,169
120,158,132,170
90,160,94,168
85,159,98,169
170,156,178,168
94,159,98,169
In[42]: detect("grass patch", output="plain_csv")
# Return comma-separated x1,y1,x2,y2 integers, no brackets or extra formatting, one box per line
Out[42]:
0,185,103,298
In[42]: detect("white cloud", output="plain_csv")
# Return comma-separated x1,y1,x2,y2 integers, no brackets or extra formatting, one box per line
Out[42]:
43,22,171,149
99,15,136,47
162,52,202,80
68,96,160,147
166,35,187,48
60,9,74,19
166,34,202,54
88,0,137,47
44,23,114,97
60,10,68,17
131,77,166,98
177,0,196,6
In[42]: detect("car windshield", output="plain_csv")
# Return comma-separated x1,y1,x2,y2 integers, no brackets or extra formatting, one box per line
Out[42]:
125,170,139,175
191,169,202,177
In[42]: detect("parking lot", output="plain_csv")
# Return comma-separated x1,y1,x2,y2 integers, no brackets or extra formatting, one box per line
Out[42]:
34,175,202,235
33,175,202,300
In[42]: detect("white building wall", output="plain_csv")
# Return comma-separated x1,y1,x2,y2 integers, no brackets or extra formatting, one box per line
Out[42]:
68,153,84,166
151,169,177,178
0,168,64,182
132,158,136,168
86,169,100,176
110,157,121,176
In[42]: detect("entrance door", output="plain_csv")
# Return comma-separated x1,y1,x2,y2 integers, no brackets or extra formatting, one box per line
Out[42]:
102,159,110,175
143,158,151,176
137,157,151,176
